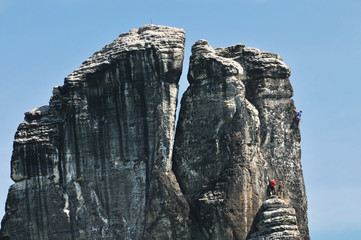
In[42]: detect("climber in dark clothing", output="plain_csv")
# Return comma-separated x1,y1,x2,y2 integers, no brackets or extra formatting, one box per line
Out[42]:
293,109,302,128
278,180,284,198
269,179,276,196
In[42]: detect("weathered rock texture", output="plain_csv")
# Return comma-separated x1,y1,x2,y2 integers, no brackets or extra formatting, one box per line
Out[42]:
1,25,189,240
1,26,309,240
173,40,308,239
248,197,301,240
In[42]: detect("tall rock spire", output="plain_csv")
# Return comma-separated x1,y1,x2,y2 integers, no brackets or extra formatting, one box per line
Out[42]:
1,26,309,240
1,25,189,240
173,40,309,239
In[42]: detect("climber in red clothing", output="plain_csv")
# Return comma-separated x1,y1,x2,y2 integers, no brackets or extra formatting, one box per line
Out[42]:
269,179,276,196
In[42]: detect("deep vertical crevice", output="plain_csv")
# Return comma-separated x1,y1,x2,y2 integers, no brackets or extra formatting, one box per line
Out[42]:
139,80,151,237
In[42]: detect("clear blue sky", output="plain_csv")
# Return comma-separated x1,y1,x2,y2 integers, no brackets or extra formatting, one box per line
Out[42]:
1,0,360,239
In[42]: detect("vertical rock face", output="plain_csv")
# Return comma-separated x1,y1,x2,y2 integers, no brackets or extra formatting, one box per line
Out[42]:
217,44,308,239
172,40,309,239
1,25,189,240
1,26,309,240
173,40,265,239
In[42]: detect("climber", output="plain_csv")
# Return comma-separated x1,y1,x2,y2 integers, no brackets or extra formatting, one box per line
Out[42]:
293,109,302,128
269,179,276,196
277,180,284,198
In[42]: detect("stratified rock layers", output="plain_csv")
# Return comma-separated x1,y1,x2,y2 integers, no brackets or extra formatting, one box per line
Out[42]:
248,197,301,240
1,25,189,240
172,41,309,239
1,26,309,240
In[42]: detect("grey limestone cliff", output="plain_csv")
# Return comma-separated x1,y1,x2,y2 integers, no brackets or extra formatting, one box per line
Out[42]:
173,40,308,239
1,25,189,240
1,25,308,240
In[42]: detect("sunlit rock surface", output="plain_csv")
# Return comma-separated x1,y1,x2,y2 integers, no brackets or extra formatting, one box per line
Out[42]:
1,25,189,240
248,197,301,240
173,40,308,239
1,26,309,240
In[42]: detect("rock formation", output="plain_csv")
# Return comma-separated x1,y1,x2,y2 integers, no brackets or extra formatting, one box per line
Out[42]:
1,25,189,240
173,40,265,239
1,25,309,240
173,40,308,239
248,197,301,240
